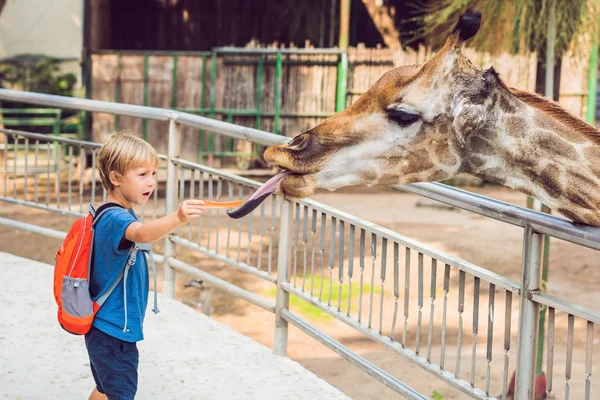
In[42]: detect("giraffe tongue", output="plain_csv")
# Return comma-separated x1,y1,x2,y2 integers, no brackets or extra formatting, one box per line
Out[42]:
226,171,291,219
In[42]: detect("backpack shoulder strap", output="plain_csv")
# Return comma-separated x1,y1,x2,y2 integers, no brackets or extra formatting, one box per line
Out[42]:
137,243,159,314
89,202,131,306
91,203,124,228
94,244,139,306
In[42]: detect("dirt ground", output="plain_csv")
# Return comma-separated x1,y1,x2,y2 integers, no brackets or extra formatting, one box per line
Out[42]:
1,184,599,399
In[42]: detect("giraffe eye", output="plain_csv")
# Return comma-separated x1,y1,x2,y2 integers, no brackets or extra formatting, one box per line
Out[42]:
387,109,420,126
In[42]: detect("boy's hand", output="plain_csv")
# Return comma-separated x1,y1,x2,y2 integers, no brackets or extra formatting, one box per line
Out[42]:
176,199,206,223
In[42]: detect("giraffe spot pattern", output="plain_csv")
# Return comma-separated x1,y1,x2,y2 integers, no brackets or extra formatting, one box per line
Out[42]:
534,133,578,161
539,165,563,199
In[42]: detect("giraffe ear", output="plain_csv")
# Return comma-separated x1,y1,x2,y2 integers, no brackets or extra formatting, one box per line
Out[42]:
452,103,487,147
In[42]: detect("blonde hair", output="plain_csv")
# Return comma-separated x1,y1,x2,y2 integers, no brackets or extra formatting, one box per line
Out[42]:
97,131,159,191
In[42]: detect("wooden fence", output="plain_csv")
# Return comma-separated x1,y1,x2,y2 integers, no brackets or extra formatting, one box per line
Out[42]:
89,44,591,167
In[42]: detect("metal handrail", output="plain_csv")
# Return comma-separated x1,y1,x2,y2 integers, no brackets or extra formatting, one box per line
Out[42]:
2,89,600,399
1,89,598,250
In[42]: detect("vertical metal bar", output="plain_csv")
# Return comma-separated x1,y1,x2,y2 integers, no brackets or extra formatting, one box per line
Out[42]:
225,180,233,259
143,53,149,141
274,199,292,356
188,169,195,241
178,167,185,231
78,147,84,213
91,149,96,205
328,216,337,306
215,178,222,254
456,270,466,377
585,320,593,400
163,119,180,298
427,259,437,362
255,57,263,130
245,183,252,266
470,276,480,387
198,54,207,161
301,205,308,291
236,185,243,262
115,52,121,130
586,37,598,124
368,233,376,328
338,220,346,312
23,138,29,202
486,283,496,396
274,52,283,135
347,224,355,316
152,160,158,220
357,228,365,323
3,132,8,197
293,203,300,286
67,145,73,210
564,313,574,400
336,51,349,112
503,291,513,400
13,136,18,198
336,0,350,112
310,209,317,295
208,51,217,163
402,247,411,347
416,252,424,354
547,307,555,396
34,140,39,203
545,0,556,100
515,227,543,398
171,54,178,109
378,237,386,334
268,195,277,274
257,200,266,271
207,174,213,251
46,140,50,205
198,171,204,245
226,113,233,153
391,242,399,340
54,139,60,208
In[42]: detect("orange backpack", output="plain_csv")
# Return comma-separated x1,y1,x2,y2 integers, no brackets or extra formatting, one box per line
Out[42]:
53,205,133,335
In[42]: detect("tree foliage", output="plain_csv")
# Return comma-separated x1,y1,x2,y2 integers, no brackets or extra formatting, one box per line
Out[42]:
403,0,599,59
0,55,76,96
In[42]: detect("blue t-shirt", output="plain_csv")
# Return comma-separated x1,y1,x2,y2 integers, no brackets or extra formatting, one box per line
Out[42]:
89,204,149,342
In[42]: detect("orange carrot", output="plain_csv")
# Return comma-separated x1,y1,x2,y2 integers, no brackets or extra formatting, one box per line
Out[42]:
202,200,245,209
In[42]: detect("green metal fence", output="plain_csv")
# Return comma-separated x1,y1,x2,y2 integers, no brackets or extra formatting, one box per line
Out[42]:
87,48,348,165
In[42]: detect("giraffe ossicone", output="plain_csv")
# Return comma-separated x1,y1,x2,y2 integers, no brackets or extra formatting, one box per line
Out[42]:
229,8,600,227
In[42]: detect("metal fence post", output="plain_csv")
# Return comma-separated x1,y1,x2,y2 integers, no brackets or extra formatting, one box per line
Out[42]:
515,226,544,399
163,118,180,298
274,199,293,356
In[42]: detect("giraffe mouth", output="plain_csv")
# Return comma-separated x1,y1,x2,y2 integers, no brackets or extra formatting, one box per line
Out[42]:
226,170,293,219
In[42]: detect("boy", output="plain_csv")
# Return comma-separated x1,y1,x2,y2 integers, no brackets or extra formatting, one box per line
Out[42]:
87,132,205,400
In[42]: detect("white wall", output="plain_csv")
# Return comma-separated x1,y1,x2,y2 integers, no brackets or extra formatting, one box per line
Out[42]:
0,0,83,83
0,0,83,59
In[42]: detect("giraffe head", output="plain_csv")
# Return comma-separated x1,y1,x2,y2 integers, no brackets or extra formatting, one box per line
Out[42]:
228,9,600,225
257,9,490,198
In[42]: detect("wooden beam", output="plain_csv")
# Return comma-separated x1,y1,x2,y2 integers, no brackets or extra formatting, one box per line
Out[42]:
361,0,401,49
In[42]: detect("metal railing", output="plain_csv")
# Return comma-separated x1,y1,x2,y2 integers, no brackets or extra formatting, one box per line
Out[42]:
1,88,599,400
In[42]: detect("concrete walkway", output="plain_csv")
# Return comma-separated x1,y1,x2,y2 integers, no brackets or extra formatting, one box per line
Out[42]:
0,252,350,400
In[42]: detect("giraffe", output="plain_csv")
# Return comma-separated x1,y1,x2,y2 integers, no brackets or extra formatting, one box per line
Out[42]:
228,9,600,227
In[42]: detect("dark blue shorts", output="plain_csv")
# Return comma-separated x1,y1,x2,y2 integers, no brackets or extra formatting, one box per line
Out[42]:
85,326,139,400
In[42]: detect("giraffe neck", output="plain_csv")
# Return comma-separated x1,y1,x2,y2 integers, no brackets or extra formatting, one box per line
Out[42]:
463,91,600,225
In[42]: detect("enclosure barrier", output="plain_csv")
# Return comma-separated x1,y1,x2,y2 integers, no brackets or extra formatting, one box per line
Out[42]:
1,88,599,400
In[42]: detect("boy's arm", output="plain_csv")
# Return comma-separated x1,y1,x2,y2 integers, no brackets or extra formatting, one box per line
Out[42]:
125,199,205,243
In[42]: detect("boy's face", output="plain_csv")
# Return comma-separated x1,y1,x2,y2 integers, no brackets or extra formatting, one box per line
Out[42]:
110,163,157,207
